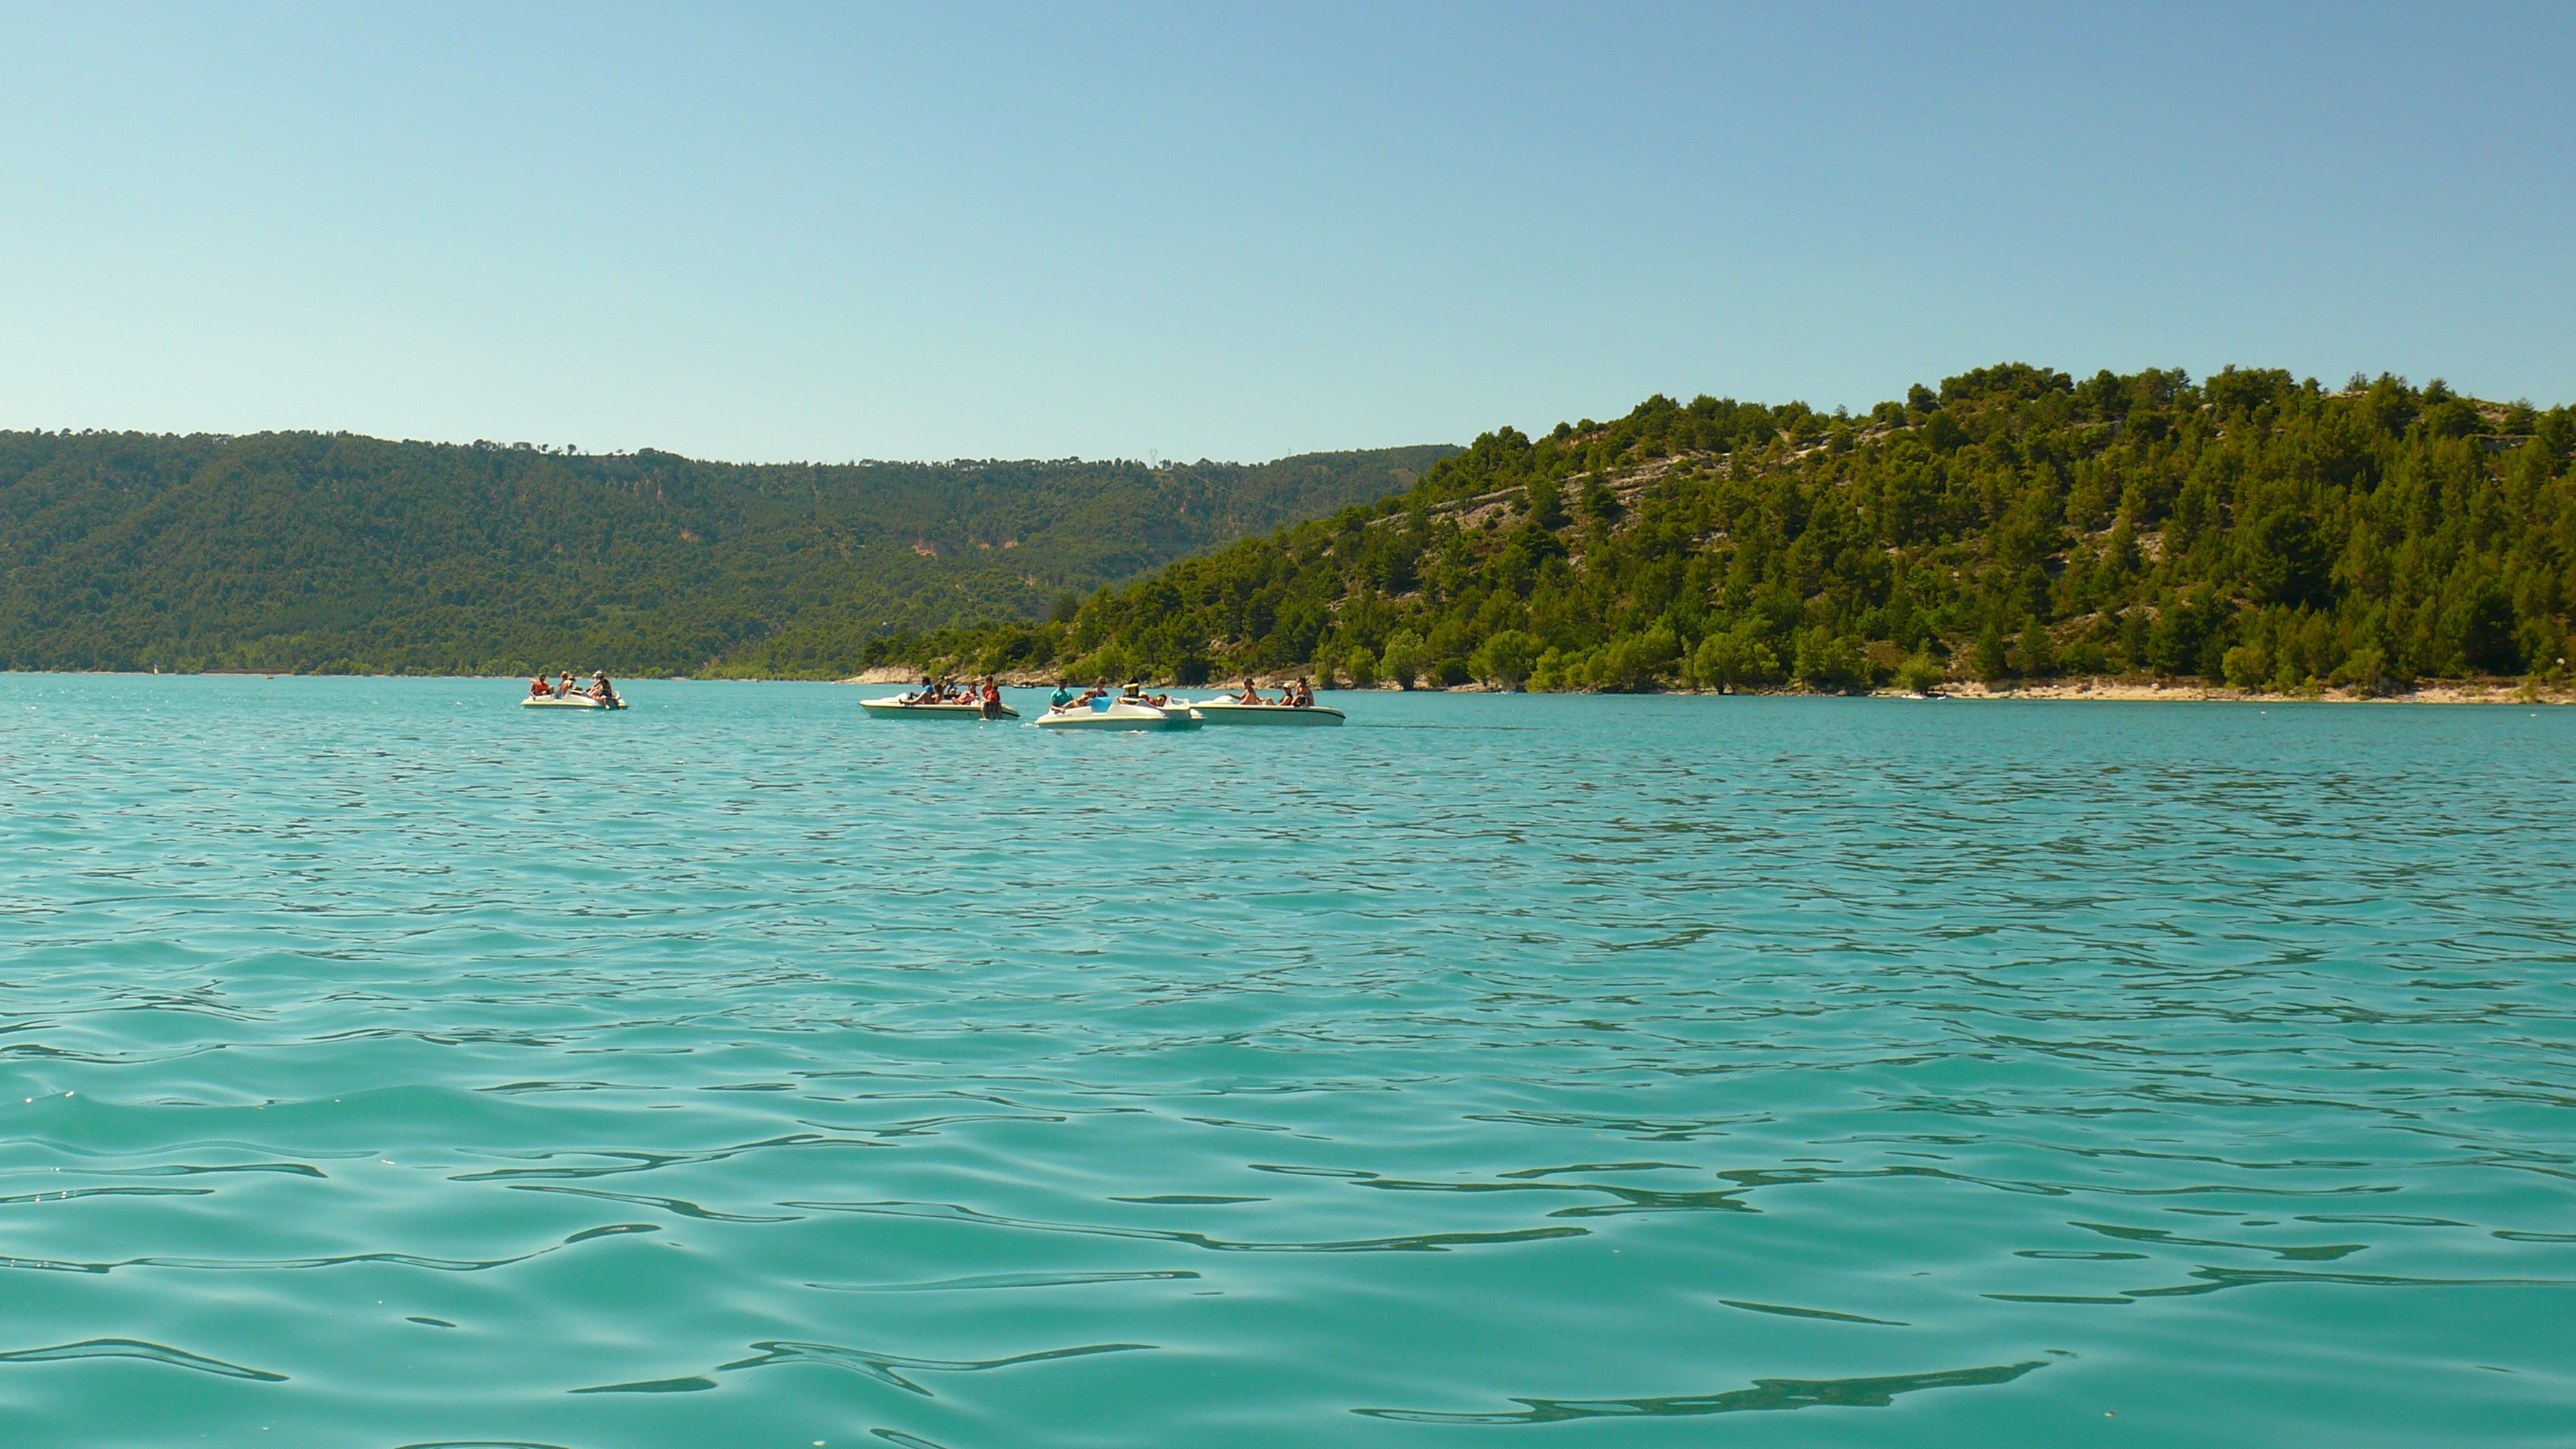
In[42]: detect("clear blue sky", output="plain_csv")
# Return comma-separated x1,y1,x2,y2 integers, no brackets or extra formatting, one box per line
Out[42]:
4,2,2570,463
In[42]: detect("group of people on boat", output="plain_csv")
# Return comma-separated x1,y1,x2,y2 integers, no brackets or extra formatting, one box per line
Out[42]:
1044,676,1316,712
528,671,620,705
1049,681,1166,712
902,676,1008,718
1227,676,1317,707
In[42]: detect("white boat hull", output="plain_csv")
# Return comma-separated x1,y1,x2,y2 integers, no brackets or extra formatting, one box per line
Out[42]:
1034,701,1196,731
522,695,624,710
860,698,1021,720
1182,701,1345,726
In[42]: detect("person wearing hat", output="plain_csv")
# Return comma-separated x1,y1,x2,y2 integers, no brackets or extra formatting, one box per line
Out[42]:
586,671,619,707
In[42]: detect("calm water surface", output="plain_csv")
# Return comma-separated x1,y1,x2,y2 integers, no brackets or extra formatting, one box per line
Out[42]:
2,676,2572,1447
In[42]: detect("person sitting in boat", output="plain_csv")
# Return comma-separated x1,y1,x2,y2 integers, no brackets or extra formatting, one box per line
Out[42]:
556,671,577,698
979,678,1003,719
1236,676,1266,705
529,674,553,699
1290,678,1315,707
1049,680,1077,712
588,672,618,706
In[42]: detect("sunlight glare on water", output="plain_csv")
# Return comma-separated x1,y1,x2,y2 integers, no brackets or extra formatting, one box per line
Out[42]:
1,676,2571,1447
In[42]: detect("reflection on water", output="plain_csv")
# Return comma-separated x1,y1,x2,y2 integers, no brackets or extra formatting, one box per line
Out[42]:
1,676,2572,1446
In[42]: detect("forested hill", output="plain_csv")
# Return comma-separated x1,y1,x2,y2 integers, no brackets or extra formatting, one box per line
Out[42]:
0,433,1450,675
884,366,2576,694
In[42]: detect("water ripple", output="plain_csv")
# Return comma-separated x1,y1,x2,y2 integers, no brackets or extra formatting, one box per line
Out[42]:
0,1338,288,1381
1357,1358,2052,1423
4,678,2574,1444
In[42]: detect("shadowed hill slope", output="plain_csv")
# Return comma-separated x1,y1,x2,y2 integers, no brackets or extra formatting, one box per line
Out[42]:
0,433,1451,676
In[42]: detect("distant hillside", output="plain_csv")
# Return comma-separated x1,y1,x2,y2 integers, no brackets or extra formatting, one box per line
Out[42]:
0,433,1451,675
886,365,2576,694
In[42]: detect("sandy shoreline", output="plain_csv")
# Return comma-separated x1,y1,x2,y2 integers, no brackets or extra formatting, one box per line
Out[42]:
836,666,2572,704
1914,678,2574,704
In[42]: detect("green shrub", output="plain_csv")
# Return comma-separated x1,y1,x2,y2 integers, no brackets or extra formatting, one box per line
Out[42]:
1793,630,1867,692
1471,629,1542,690
1531,647,1590,692
2330,646,2390,694
1972,620,2010,682
1596,625,1680,691
1895,652,1948,695
1690,629,1781,691
1379,630,1429,689
1073,644,1133,684
2015,618,2056,676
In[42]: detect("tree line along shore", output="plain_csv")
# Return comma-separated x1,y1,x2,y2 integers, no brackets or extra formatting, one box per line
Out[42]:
867,364,2576,700
842,666,2573,706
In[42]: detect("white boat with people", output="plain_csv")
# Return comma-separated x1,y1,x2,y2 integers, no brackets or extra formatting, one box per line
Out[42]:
861,699,1021,719
860,676,1020,720
1034,683,1202,731
522,671,626,710
1183,676,1343,725
1186,699,1343,725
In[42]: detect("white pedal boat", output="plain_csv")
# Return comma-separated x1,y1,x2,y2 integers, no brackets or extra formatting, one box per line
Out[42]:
522,694,625,710
860,697,1021,720
1033,699,1200,731
1183,699,1345,726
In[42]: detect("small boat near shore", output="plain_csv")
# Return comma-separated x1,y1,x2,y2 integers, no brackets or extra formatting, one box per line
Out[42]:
860,697,1021,720
1183,699,1345,726
522,694,625,711
1033,699,1199,731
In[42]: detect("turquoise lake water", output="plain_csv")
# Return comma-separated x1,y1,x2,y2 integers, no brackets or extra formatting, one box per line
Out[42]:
2,675,2572,1447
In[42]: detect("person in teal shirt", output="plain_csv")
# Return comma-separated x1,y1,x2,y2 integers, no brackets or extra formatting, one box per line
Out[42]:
1049,681,1076,711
